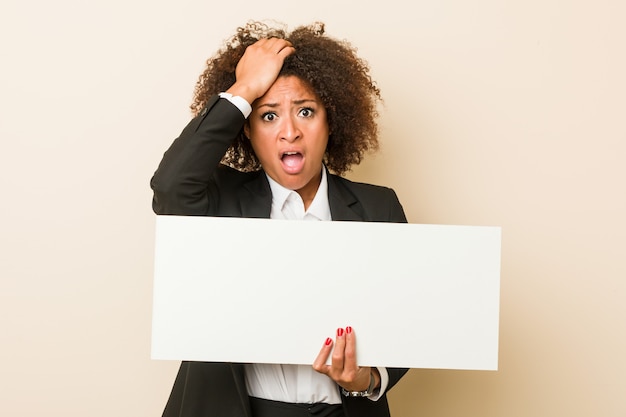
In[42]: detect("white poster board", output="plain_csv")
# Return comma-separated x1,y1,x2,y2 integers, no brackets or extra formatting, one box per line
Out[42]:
151,215,501,370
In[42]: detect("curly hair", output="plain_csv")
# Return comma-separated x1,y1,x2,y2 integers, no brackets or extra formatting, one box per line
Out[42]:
191,21,382,175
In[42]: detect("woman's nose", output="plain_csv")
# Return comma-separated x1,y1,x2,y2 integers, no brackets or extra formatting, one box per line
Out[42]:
279,116,301,142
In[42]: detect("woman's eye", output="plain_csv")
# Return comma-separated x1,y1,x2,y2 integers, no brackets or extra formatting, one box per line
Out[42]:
261,112,276,122
299,107,314,117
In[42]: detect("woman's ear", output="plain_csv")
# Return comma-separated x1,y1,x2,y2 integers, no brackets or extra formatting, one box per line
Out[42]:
243,121,250,139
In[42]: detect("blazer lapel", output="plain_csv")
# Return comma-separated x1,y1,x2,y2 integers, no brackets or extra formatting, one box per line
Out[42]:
239,173,272,218
327,173,365,221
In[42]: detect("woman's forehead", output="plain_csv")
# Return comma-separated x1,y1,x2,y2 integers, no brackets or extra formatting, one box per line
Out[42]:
253,76,321,108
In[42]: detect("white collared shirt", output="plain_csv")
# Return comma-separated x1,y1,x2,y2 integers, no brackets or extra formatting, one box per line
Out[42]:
267,167,332,222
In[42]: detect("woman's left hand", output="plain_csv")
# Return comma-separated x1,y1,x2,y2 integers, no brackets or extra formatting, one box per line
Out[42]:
312,326,378,392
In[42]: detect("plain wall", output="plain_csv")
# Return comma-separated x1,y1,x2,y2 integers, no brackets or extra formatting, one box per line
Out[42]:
1,1,624,416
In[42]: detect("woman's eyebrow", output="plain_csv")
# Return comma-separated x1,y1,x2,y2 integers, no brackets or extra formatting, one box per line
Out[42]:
256,98,318,110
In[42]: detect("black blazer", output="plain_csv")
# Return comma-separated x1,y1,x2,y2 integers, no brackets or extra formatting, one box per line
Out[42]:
151,96,409,417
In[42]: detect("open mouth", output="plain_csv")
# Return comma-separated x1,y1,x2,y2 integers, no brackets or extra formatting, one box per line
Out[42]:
281,151,304,173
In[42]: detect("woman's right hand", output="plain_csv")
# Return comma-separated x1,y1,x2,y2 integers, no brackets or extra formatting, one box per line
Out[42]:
226,38,295,104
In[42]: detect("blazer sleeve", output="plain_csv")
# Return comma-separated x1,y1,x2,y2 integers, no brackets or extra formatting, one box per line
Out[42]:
386,367,409,390
150,95,246,215
385,187,408,224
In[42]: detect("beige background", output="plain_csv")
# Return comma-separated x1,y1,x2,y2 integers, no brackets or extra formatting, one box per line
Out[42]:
1,1,624,416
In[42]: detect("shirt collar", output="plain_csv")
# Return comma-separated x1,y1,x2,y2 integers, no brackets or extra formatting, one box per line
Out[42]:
266,167,331,221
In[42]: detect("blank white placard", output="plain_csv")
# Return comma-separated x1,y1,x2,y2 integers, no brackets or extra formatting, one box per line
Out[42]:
151,215,501,370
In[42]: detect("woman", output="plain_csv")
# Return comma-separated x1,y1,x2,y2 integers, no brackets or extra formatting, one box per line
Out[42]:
151,21,408,417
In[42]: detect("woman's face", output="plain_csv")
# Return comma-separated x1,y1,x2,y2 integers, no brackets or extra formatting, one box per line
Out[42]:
245,75,329,204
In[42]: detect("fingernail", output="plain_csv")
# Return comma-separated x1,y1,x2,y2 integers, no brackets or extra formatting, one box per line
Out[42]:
337,328,344,337
325,337,332,346
346,326,352,334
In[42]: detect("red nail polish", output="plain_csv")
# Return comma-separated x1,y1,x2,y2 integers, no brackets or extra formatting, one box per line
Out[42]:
337,328,344,336
325,337,332,346
346,326,352,334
